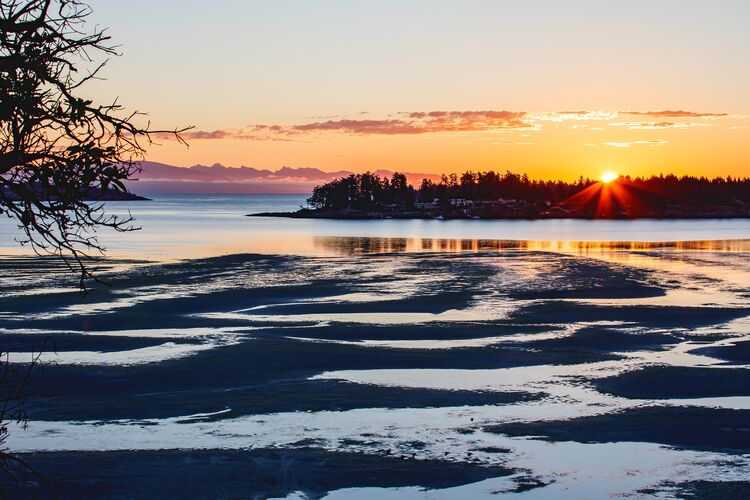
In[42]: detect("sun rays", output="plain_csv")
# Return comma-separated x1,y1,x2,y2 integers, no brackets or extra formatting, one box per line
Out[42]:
559,173,641,218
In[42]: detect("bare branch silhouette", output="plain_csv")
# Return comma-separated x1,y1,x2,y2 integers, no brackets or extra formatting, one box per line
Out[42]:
0,0,191,288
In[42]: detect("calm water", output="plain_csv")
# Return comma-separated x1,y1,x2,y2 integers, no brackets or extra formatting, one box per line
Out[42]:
2,194,750,260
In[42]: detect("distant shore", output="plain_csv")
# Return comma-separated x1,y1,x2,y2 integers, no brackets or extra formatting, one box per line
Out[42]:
248,208,750,220
2,188,149,202
86,191,151,202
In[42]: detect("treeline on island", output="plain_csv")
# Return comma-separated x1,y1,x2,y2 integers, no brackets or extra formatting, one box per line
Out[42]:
267,170,750,219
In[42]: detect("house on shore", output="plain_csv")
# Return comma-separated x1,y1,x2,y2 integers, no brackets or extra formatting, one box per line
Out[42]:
415,199,440,210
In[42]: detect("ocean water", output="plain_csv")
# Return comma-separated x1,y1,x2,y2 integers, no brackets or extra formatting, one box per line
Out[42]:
3,194,750,498
3,194,750,260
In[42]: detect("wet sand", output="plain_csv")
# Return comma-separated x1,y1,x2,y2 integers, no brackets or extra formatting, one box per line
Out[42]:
2,247,750,497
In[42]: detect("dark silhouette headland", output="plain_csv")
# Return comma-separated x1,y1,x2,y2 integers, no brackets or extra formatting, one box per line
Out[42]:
252,170,750,220
2,185,148,202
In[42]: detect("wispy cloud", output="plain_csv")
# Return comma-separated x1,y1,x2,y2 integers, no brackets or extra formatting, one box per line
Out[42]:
182,130,234,140
291,118,429,135
282,111,533,136
602,140,668,148
154,109,734,142
619,110,728,118
611,121,676,129
531,111,620,122
155,128,302,142
608,121,712,130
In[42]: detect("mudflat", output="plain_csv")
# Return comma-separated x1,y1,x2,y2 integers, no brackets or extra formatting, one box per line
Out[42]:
2,248,750,497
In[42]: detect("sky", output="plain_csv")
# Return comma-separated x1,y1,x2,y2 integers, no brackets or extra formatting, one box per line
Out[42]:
85,0,750,180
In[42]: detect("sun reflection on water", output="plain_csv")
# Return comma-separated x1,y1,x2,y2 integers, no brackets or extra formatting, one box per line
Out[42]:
312,236,750,255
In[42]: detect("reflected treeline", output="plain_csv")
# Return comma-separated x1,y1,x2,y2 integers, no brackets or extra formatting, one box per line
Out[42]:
313,236,750,255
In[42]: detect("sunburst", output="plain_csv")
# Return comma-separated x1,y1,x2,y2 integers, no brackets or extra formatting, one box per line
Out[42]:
601,171,618,184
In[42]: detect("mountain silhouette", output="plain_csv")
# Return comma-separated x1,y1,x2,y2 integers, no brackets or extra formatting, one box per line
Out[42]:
125,162,441,194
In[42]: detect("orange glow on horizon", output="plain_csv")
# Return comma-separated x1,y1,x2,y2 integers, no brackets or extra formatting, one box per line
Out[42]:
144,114,750,182
140,106,750,183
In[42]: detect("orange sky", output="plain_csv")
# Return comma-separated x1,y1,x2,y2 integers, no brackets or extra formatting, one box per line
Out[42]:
146,110,748,180
86,1,750,181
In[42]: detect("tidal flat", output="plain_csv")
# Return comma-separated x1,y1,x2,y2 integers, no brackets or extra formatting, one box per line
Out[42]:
2,246,750,498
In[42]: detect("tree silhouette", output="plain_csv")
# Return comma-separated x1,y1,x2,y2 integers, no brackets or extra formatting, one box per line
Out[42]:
0,0,189,287
309,169,750,218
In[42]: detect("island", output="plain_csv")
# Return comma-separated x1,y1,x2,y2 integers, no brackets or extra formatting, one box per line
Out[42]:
81,190,150,201
250,170,750,220
2,186,149,202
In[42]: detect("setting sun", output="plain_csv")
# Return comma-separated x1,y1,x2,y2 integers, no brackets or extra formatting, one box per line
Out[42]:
601,171,619,183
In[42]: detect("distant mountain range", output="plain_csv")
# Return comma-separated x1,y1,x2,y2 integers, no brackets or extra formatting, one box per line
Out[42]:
124,162,442,194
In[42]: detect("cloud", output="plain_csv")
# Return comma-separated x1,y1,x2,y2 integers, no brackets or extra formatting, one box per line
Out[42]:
154,128,302,142
284,111,532,136
183,130,232,140
619,110,728,118
608,121,713,130
154,129,245,141
161,111,534,142
291,119,428,135
619,121,676,129
532,111,619,122
602,140,668,148
153,108,735,143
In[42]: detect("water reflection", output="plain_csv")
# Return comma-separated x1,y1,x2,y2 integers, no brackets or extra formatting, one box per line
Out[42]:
4,193,750,260
313,236,750,255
